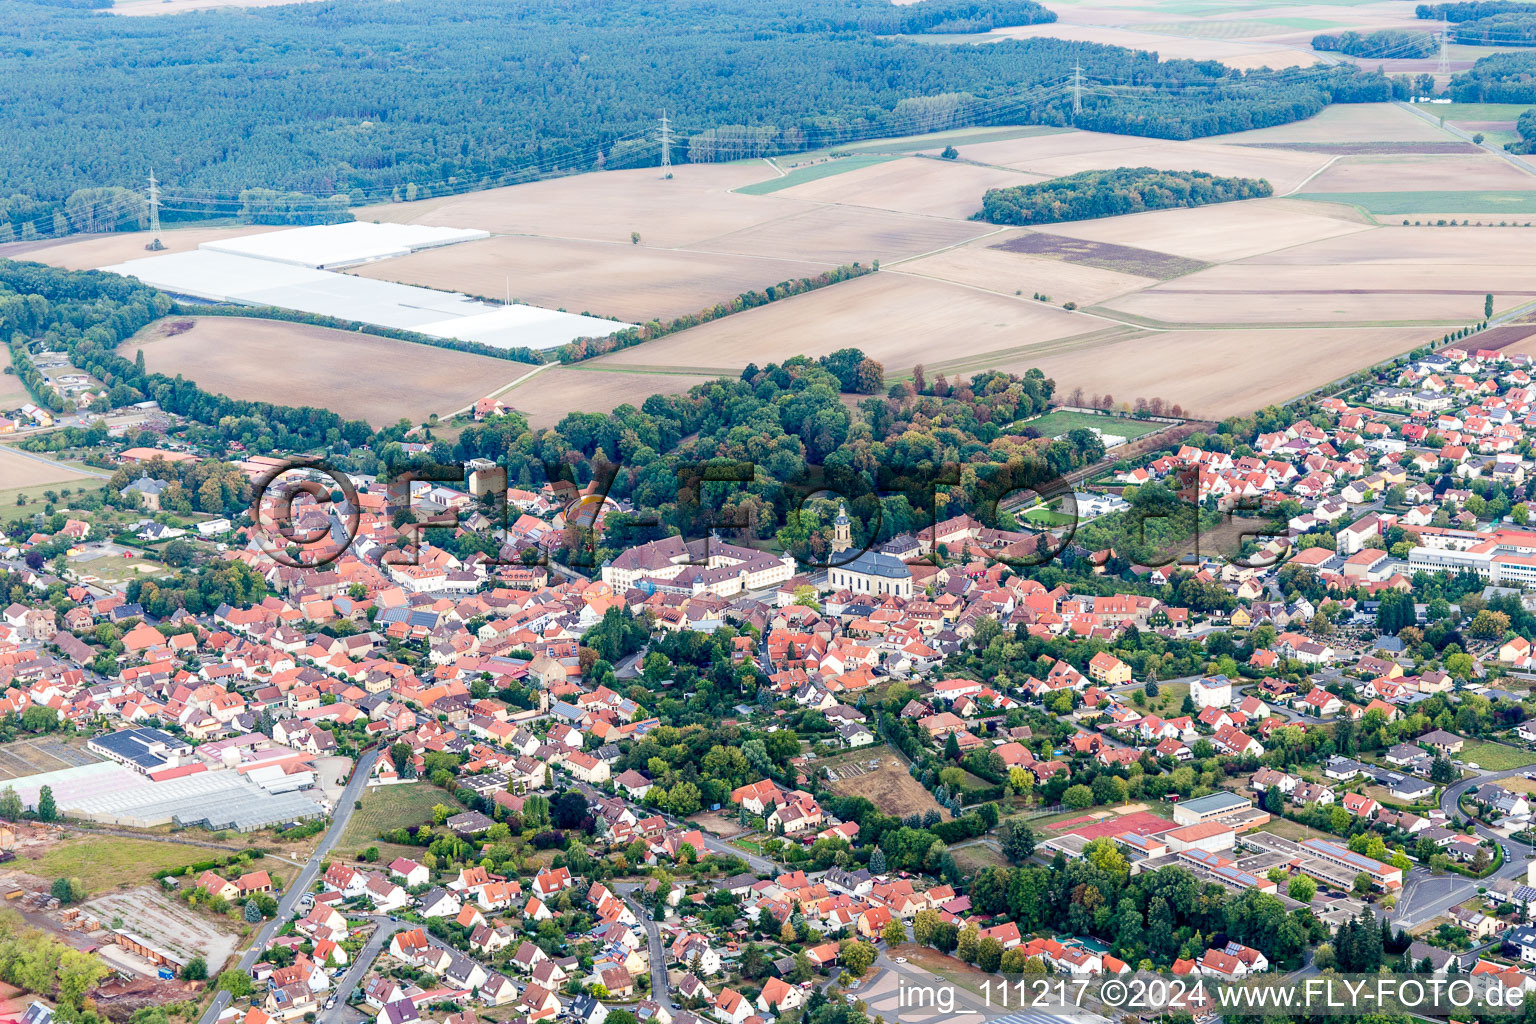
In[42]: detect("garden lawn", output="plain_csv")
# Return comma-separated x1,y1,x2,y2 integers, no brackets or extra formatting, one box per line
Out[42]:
1457,741,1536,771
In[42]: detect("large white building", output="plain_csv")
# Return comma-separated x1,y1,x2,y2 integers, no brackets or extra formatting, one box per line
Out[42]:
601,535,795,597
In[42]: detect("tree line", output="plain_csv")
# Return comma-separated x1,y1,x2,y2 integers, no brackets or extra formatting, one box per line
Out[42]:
1311,29,1438,58
1450,52,1536,101
979,166,1273,226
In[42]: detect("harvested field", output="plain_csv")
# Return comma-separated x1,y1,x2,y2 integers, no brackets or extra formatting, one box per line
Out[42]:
3,226,282,272
1029,197,1372,262
995,324,1437,419
349,234,829,322
0,737,103,782
981,21,1319,70
1244,224,1536,267
587,272,1090,377
359,163,803,250
502,366,721,430
767,155,1047,219
991,233,1209,280
0,348,36,410
0,446,97,491
1209,102,1461,145
896,237,1154,306
825,750,946,820
1303,154,1536,194
690,201,989,264
125,316,537,427
1100,262,1534,326
939,130,1333,194
1237,141,1479,155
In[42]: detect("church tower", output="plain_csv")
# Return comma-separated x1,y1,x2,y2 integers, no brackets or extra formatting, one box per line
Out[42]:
832,503,851,553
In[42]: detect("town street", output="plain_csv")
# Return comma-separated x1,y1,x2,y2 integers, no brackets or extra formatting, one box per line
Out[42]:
198,747,382,1024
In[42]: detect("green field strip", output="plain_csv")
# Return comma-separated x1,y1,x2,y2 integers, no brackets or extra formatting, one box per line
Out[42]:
1292,191,1536,215
735,154,902,195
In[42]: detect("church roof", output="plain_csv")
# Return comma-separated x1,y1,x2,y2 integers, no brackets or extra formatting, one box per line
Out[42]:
835,549,912,580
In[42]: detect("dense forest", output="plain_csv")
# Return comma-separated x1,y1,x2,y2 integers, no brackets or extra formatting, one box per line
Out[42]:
1418,1,1536,20
1514,107,1536,151
0,0,1392,237
978,167,1273,225
1449,51,1536,100
1451,13,1536,44
1311,29,1438,58
1415,1,1536,45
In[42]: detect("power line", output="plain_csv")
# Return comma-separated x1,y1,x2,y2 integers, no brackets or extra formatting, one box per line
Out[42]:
147,169,161,237
1438,12,1451,76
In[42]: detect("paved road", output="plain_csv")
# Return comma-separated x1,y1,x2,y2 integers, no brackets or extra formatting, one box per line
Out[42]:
318,915,409,1024
1391,763,1536,929
198,747,382,1024
617,884,677,1011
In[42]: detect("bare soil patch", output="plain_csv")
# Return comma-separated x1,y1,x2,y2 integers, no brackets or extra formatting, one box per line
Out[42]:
126,316,536,427
826,754,946,820
992,233,1209,280
1476,325,1536,350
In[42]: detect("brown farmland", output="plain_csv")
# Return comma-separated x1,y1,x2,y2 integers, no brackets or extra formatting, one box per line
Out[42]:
587,272,1090,376
991,233,1210,280
348,235,829,322
126,317,537,427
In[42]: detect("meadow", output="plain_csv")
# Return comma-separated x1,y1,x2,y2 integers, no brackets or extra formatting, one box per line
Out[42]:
1017,410,1164,439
